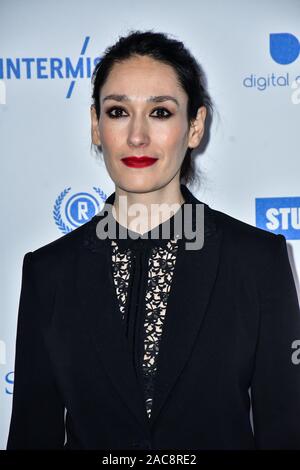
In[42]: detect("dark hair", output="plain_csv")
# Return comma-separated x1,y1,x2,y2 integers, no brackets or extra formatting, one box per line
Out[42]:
91,29,214,188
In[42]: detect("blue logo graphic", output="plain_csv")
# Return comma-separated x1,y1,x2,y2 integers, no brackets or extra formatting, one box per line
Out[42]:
256,197,300,240
0,36,101,98
53,187,107,234
5,371,14,395
242,33,300,91
270,33,300,65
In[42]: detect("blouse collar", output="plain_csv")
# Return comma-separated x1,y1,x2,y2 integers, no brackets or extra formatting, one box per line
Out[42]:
99,184,199,253
83,184,217,254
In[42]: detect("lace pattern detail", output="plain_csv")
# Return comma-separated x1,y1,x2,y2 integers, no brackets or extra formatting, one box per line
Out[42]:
111,238,179,418
111,242,132,320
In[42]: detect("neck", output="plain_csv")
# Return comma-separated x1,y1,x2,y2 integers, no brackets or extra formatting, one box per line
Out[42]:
112,180,185,235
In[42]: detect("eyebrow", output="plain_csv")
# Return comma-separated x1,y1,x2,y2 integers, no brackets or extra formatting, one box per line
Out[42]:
102,94,179,107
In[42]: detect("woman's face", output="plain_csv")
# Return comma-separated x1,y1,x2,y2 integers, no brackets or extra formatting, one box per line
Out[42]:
91,55,206,194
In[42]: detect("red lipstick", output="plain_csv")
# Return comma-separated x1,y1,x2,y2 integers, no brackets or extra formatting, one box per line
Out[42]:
121,156,158,168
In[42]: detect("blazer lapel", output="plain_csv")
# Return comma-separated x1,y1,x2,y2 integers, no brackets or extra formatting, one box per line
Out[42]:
76,215,151,432
148,201,223,428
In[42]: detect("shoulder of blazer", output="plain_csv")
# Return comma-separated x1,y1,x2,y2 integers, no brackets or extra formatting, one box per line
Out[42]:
208,204,288,277
210,204,284,245
24,220,91,296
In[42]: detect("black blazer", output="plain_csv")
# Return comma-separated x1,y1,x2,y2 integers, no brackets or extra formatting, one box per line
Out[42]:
6,187,300,450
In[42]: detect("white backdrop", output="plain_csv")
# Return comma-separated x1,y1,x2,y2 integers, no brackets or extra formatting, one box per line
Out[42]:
1,0,299,449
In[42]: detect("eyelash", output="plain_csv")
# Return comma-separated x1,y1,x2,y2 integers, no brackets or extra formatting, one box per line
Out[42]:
105,106,173,120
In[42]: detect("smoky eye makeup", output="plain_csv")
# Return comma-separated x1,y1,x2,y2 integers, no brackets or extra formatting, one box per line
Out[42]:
104,105,174,119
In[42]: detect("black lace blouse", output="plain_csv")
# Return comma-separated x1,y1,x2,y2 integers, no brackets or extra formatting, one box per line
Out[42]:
109,204,184,419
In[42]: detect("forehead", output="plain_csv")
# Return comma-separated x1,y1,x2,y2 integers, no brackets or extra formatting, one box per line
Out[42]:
101,55,186,100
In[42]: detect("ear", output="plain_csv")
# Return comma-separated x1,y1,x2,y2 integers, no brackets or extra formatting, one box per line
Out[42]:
187,106,207,149
90,105,101,146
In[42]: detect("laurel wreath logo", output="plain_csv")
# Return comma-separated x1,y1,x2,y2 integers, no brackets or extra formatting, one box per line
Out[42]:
53,187,107,234
92,186,107,207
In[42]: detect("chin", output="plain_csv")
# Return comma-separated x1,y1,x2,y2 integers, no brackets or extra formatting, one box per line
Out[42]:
115,178,163,195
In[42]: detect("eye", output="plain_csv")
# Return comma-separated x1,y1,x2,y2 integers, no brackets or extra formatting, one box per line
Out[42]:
151,107,173,119
105,106,127,118
105,106,173,119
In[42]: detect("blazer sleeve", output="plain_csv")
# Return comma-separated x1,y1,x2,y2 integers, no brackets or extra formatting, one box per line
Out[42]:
6,251,65,449
251,234,300,449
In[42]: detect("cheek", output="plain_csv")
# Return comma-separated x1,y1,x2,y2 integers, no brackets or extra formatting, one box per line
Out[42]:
99,124,116,149
159,125,188,158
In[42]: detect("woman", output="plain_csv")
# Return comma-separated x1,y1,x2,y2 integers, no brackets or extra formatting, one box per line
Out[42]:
7,30,300,450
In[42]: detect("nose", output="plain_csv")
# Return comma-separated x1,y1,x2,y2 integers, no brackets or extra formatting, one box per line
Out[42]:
127,117,150,148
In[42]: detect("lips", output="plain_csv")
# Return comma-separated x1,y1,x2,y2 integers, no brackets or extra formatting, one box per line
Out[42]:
121,156,158,168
